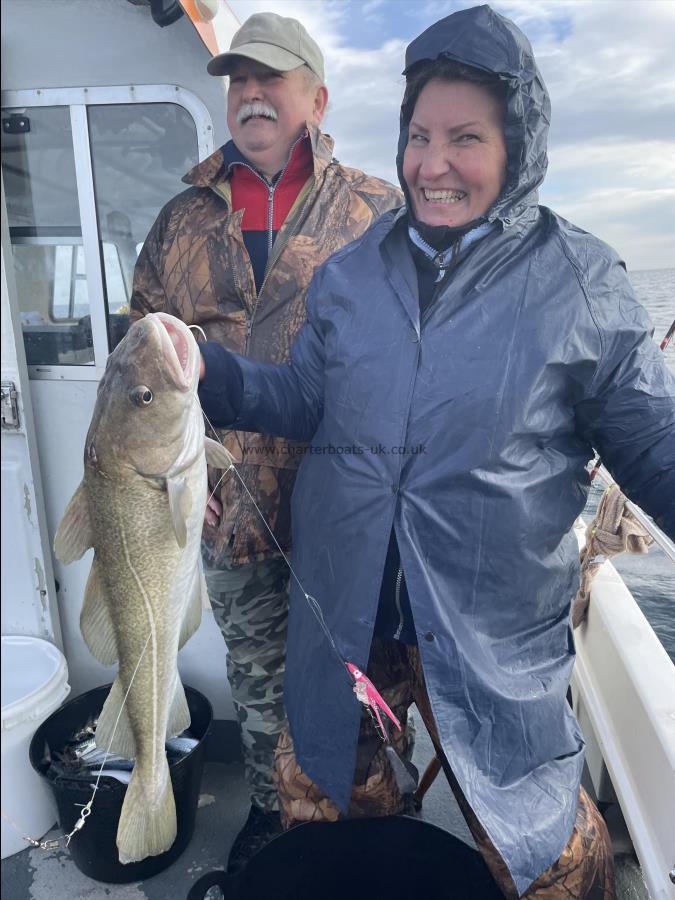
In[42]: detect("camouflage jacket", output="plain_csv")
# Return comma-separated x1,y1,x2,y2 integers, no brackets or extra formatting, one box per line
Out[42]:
131,125,402,567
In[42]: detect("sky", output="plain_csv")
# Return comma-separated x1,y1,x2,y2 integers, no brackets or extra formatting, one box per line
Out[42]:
227,0,675,272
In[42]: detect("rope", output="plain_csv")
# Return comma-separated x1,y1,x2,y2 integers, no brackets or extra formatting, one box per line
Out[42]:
572,484,653,627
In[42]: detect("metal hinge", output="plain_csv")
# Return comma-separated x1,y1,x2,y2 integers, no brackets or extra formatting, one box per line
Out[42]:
1,381,20,429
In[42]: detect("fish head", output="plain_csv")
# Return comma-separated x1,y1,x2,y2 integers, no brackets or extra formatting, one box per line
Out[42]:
85,313,203,477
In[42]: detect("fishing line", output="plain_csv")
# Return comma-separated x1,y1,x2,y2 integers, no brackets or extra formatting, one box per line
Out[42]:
19,333,388,852
66,634,154,847
66,630,155,842
188,324,207,342
201,410,349,676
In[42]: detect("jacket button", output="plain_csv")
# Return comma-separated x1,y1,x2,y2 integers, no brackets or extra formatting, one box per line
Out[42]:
424,632,435,642
391,484,399,493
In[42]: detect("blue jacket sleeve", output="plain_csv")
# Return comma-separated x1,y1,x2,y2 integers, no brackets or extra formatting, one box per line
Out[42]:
198,341,244,426
199,274,326,441
574,257,675,538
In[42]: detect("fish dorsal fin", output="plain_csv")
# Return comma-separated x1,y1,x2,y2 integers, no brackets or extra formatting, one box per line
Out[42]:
80,557,118,665
204,437,235,470
167,477,192,548
54,481,93,563
178,563,205,650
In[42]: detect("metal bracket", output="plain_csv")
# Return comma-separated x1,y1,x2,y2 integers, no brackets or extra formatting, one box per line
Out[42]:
1,381,20,429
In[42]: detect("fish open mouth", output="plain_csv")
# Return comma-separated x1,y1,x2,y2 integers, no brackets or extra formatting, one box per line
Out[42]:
152,313,195,390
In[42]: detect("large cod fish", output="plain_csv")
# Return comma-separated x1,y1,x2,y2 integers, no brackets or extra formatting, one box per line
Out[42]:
54,312,232,864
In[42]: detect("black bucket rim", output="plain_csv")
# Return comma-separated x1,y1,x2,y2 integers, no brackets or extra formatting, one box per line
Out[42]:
28,682,213,883
29,682,213,781
187,815,502,900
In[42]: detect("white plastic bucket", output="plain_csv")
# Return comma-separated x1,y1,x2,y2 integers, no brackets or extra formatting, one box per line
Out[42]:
1,635,70,859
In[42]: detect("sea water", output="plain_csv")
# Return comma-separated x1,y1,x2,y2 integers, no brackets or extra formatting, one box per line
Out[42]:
582,268,674,663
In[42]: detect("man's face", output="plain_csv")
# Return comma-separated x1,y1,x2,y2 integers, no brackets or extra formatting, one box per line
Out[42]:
226,58,326,177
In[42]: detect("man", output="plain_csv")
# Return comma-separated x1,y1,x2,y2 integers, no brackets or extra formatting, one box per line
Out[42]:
130,12,402,872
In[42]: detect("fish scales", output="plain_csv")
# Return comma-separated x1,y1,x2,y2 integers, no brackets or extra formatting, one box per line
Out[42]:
54,312,233,864
91,467,197,859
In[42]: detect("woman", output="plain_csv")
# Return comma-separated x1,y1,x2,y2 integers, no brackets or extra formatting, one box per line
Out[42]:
197,5,674,897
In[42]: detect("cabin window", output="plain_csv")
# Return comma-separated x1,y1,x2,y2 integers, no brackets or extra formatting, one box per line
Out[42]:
1,88,211,378
87,103,199,349
3,106,96,366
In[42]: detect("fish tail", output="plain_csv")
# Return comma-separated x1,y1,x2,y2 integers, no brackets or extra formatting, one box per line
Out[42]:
116,759,176,864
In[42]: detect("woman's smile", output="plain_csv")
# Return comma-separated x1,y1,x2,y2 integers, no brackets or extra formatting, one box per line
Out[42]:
403,78,507,228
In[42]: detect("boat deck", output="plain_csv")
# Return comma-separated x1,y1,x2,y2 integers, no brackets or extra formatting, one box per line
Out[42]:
1,713,474,899
1,713,647,899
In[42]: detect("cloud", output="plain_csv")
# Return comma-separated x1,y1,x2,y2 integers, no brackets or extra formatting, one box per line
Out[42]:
228,0,675,270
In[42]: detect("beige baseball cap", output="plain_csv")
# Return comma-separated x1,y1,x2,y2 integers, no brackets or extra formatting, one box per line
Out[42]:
207,12,325,81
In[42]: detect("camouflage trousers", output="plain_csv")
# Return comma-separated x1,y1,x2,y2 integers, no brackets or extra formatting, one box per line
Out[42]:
205,556,290,812
276,638,615,899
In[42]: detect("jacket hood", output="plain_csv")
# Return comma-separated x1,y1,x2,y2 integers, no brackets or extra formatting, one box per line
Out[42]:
396,4,550,226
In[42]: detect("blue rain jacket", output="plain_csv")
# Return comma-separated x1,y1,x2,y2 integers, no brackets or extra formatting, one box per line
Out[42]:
208,6,675,893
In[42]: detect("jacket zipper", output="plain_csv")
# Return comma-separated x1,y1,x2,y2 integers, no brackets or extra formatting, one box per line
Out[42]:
393,565,405,640
259,181,313,290
420,243,463,330
266,184,275,258
234,183,313,552
245,185,311,354
242,133,309,354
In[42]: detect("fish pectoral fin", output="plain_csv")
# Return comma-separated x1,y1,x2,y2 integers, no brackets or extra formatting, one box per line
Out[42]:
96,678,137,759
80,558,118,666
54,481,93,563
178,565,204,650
167,675,191,739
204,436,235,471
167,477,192,549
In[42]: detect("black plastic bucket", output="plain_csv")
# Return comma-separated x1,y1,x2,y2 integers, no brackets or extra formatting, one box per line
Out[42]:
187,816,503,900
29,683,212,883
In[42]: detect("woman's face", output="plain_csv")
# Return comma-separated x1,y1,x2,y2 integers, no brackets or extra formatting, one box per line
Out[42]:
403,78,508,228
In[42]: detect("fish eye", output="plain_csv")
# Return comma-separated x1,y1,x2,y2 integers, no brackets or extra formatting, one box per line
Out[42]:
131,386,153,406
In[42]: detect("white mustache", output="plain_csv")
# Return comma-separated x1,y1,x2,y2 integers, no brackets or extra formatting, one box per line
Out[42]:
237,102,278,125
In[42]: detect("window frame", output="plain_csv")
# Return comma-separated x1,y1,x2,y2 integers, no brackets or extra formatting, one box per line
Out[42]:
1,85,214,381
